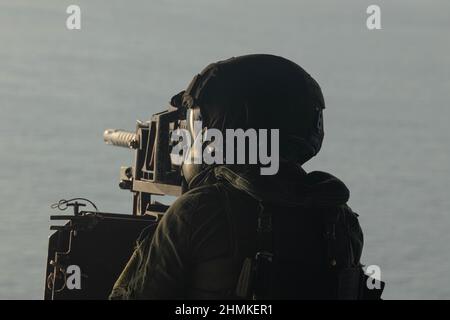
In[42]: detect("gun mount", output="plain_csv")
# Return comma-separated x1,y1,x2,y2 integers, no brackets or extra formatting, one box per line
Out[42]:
45,105,187,299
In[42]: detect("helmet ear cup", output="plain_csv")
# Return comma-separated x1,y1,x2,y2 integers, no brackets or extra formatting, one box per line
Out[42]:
281,107,324,165
309,107,325,157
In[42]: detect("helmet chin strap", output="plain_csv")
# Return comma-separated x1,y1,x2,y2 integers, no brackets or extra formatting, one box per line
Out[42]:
181,143,205,187
182,106,207,186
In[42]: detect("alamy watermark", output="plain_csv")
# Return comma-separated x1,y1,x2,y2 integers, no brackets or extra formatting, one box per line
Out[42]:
66,5,81,30
65,5,382,31
365,264,383,290
170,121,280,175
367,5,382,30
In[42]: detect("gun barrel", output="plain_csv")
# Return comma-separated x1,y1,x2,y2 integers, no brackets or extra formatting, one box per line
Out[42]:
103,129,138,149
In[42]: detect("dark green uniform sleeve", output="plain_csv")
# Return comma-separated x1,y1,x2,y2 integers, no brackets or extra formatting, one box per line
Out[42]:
110,197,195,299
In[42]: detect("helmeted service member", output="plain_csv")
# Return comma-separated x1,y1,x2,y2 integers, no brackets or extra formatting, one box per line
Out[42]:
110,54,378,300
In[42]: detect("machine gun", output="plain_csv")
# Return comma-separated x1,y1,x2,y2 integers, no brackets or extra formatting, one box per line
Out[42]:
103,105,186,215
44,105,187,299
